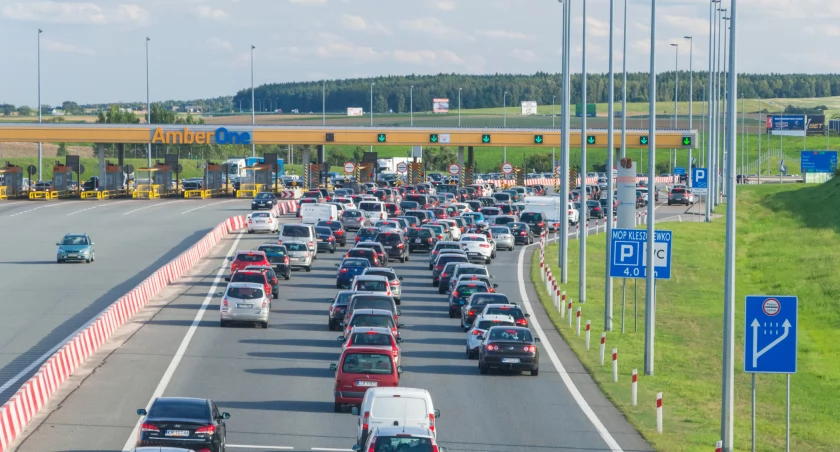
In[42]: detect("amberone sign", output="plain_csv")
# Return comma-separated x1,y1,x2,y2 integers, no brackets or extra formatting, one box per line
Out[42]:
150,127,252,145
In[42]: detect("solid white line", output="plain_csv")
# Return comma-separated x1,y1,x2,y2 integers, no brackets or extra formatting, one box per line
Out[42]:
227,445,294,450
181,199,235,215
7,202,68,217
123,202,167,215
66,200,131,216
121,231,244,452
516,241,623,452
311,448,354,451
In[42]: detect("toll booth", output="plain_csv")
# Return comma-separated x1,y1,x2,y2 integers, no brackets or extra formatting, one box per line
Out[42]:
132,167,163,199
0,164,24,199
105,163,126,196
152,163,176,197
187,163,221,199
52,164,74,198
236,165,268,198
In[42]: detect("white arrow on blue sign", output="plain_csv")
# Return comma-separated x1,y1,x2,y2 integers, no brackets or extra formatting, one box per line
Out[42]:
608,228,672,279
744,295,797,374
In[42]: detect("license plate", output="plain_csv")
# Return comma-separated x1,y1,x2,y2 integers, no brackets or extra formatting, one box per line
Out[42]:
293,257,304,262
68,254,77,257
356,380,378,387
385,246,393,249
502,358,521,363
415,239,421,243
165,430,190,437
237,303,253,308
318,238,325,242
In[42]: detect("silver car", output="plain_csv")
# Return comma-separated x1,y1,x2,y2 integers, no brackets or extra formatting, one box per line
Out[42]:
489,226,514,251
285,241,313,272
219,282,270,328
341,209,370,231
465,313,516,359
362,267,404,303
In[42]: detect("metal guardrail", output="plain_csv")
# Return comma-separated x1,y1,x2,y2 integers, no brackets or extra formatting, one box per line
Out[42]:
28,191,59,200
236,183,264,199
184,189,212,199
132,184,161,200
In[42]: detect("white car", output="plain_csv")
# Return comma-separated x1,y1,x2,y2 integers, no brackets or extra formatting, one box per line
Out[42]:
465,313,516,359
437,219,461,240
350,274,394,299
567,202,580,225
219,282,270,328
335,197,357,210
247,211,280,233
285,240,313,272
450,203,472,214
459,234,495,264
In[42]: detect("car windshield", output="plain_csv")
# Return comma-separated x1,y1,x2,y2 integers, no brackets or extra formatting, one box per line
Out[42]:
350,314,394,329
342,353,393,375
315,227,333,235
358,229,379,238
61,236,88,245
375,233,403,245
489,328,533,342
226,286,265,299
236,254,264,262
358,280,387,291
317,221,342,230
520,212,542,222
456,267,488,277
408,229,432,238
485,306,524,319
481,208,500,215
495,217,515,225
373,437,434,452
148,400,210,420
435,243,461,251
282,225,310,237
351,332,392,346
255,193,274,200
231,273,266,284
477,320,515,329
258,246,286,256
251,212,270,218
490,227,509,234
342,259,370,268
344,210,362,218
461,236,485,242
456,284,487,296
587,201,600,207
423,225,444,234
286,243,308,251
438,255,468,266
365,271,397,281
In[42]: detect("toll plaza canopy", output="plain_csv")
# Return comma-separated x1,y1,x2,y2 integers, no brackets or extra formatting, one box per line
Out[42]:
0,124,698,149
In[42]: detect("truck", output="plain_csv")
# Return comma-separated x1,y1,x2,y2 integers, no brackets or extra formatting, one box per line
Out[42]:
376,157,415,173
522,196,565,231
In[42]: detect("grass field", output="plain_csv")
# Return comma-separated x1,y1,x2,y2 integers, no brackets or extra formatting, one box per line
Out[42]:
529,182,840,451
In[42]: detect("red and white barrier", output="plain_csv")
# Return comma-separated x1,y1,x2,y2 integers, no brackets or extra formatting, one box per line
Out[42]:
599,333,606,366
612,348,619,383
278,189,301,199
631,369,638,406
567,300,573,326
656,392,663,433
560,291,566,318
0,203,296,452
585,321,591,349
715,440,722,452
479,176,673,186
551,279,558,309
555,286,561,312
576,308,582,336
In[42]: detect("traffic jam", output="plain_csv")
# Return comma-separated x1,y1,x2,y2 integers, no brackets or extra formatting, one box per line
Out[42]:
132,178,593,452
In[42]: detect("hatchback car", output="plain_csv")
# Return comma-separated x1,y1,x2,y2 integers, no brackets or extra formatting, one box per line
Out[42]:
465,314,516,359
251,192,277,210
342,308,403,338
432,253,469,287
227,250,270,275
477,326,540,375
355,241,389,266
351,275,394,299
335,257,372,289
668,187,693,205
330,346,403,411
316,220,347,246
257,243,291,280
338,327,402,366
374,231,409,263
56,233,95,263
448,281,491,318
355,227,380,244
354,426,447,452
341,209,370,231
328,290,357,330
345,247,380,268
285,241,313,272
489,226,514,251
481,302,530,327
363,268,404,303
219,282,270,328
314,226,338,253
135,397,229,452
407,227,436,253
507,222,534,245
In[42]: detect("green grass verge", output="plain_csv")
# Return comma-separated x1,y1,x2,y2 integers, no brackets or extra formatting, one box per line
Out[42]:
5,157,204,181
529,182,840,451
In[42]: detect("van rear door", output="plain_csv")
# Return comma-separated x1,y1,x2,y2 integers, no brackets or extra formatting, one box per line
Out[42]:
369,396,429,431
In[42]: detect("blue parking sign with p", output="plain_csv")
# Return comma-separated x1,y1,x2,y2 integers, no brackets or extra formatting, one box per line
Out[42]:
692,168,708,189
609,229,672,279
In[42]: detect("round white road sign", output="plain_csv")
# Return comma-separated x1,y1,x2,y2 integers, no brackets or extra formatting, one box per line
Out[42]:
449,164,460,175
502,162,513,174
344,162,355,174
397,162,408,173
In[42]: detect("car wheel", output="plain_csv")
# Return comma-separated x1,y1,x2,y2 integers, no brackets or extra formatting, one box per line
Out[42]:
438,286,445,294
491,251,496,259
91,252,95,262
405,255,409,261
285,273,290,281
432,280,439,287
466,346,471,359
395,298,401,305
485,256,491,265
531,367,540,376
478,360,487,374
429,264,433,270
260,321,269,329
56,259,62,264
668,202,672,206
336,282,342,289
247,230,254,234
328,321,335,331
86,257,92,264
399,256,405,263
448,311,456,318
330,248,335,254
220,320,228,327
305,266,311,272
334,402,342,413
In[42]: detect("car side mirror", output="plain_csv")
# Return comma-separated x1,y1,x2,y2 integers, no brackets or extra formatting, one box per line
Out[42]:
56,242,61,246
398,276,404,281
223,277,230,282
398,324,405,329
396,310,401,316
396,336,403,343
334,263,340,267
340,322,346,327
90,243,94,246
524,313,531,317
434,409,441,418
478,335,485,340
492,284,499,288
535,337,541,342
220,412,231,419
217,292,224,297
337,336,345,341
351,407,360,416
329,363,337,371
397,366,403,374
136,408,147,416
439,448,448,452
226,257,233,262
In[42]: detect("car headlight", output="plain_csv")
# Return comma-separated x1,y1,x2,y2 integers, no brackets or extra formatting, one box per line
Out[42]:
81,250,88,255
58,249,66,254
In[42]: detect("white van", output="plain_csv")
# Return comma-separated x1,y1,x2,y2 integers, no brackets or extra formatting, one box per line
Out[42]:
358,201,388,221
352,387,440,446
522,196,562,231
300,203,338,225
278,223,318,257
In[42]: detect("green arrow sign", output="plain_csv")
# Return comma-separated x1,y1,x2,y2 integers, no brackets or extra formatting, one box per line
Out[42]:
534,135,544,144
682,136,692,146
587,135,596,145
430,134,439,143
482,134,491,143
640,136,649,145
377,134,387,143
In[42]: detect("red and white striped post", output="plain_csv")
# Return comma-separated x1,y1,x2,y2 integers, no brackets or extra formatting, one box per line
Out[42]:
599,333,606,365
631,369,638,406
612,348,618,382
555,286,561,312
567,300,573,326
552,279,558,308
714,440,722,452
576,307,582,336
545,269,552,294
656,392,663,433
585,321,591,349
539,259,545,282
560,291,567,318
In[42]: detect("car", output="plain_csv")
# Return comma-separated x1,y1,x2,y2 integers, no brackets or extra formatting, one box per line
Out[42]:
218,282,271,328
404,209,433,224
363,268,404,303
256,243,291,280
317,220,348,246
432,253,469,287
235,267,278,299
374,220,403,232
492,215,518,227
481,302,530,327
421,223,449,242
477,326,540,375
406,227,436,253
586,200,605,219
519,211,547,235
448,281,491,318
330,347,403,412
435,219,462,240
247,211,280,233
668,187,693,205
334,257,371,288
465,314,516,359
354,426,447,452
227,250,270,275
489,226,515,251
328,290,356,330
135,397,229,452
458,234,494,264
344,293,400,327
285,241,313,272
397,215,420,228
460,292,509,329
354,227,380,244
351,274,394,299
428,241,463,269
479,207,501,224
341,209,371,231
277,224,318,257
314,226,338,253
345,247,381,268
355,241,389,266
341,308,402,339
251,192,277,210
507,222,534,245
338,327,402,366
374,230,409,263
56,233,95,263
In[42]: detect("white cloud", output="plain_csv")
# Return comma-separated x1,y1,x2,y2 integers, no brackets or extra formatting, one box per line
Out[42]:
399,17,474,41
433,0,456,11
511,48,537,62
42,38,94,55
475,29,534,40
1,1,148,24
195,5,228,21
341,14,389,33
207,37,232,50
314,32,381,60
662,14,711,37
389,49,465,65
585,16,610,38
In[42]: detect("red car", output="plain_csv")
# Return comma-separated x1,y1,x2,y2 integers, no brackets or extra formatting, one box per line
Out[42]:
429,208,449,220
227,251,270,275
339,327,403,366
330,346,402,412
225,270,273,300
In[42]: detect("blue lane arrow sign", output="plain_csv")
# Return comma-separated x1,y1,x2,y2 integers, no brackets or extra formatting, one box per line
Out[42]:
744,295,797,374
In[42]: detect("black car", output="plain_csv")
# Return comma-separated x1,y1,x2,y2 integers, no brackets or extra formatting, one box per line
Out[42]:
404,209,433,224
519,211,546,235
317,220,347,246
354,227,380,245
399,200,420,212
586,200,605,219
251,192,277,210
599,198,618,215
483,302,530,327
461,292,506,330
466,200,483,212
448,281,491,318
507,222,534,245
328,290,356,330
432,253,469,287
396,215,420,228
315,226,337,253
136,397,229,452
477,326,540,376
374,231,409,263
407,227,436,253
257,244,291,280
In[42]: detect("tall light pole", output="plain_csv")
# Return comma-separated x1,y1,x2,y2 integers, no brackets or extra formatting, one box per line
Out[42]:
37,29,43,178
621,0,628,162
370,82,375,154
146,37,151,166
706,0,719,222
410,85,414,127
552,95,556,168
741,93,745,181
579,0,588,305
758,96,762,184
684,35,694,185
560,0,571,283
250,45,255,157
720,0,738,448
670,42,679,181
722,15,730,197
458,88,462,127
644,0,657,377
322,80,326,125
503,91,508,164
604,0,616,331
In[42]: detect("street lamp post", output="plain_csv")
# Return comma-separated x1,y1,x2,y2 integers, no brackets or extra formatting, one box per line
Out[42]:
410,85,414,127
706,0,719,222
671,43,679,182
322,80,326,125
503,91,508,163
552,95,556,168
644,0,657,377
560,0,571,283
458,88,462,127
579,0,588,305
684,35,694,185
604,0,616,331
146,37,151,166
250,45,255,157
37,29,43,177
370,82,375,126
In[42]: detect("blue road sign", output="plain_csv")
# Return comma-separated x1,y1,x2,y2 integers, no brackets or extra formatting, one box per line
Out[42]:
800,150,837,173
674,167,686,176
609,228,672,279
744,295,797,374
692,168,708,193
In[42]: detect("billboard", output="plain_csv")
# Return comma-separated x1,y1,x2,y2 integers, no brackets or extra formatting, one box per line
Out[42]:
433,98,450,114
800,150,837,173
347,107,363,116
521,101,538,115
806,114,825,135
575,103,597,117
768,114,806,136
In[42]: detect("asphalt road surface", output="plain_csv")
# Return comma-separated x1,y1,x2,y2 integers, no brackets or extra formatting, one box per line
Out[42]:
0,198,253,405
10,209,665,452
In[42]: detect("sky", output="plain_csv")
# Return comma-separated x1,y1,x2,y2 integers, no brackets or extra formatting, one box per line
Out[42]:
0,0,838,106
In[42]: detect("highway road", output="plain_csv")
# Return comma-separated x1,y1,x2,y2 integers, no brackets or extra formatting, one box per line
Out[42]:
0,198,253,406
5,205,683,452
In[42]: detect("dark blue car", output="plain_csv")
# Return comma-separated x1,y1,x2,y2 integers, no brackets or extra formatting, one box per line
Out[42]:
315,226,337,253
334,257,371,289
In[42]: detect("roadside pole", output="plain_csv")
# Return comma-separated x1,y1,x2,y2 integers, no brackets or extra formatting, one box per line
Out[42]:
604,0,615,331
620,0,629,333
644,0,657,376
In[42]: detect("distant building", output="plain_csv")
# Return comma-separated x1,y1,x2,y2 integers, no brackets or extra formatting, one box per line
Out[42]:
184,106,202,113
50,108,65,116
171,106,180,112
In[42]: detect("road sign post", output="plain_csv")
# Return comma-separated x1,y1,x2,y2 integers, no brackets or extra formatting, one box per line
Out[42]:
343,162,355,174
609,228,673,279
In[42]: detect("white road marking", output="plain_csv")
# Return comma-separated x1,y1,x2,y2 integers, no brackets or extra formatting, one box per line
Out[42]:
227,445,294,450
516,240,623,452
123,202,168,215
7,202,69,217
181,199,235,215
66,200,131,216
311,448,354,451
121,232,245,452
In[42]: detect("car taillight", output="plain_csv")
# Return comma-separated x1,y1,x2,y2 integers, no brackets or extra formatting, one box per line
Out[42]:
524,345,537,353
141,423,160,432
328,236,335,241
284,256,290,264
248,218,252,223
396,243,404,248
429,412,436,431
268,218,273,223
392,348,399,357
516,318,528,326
391,326,398,335
520,232,527,236
487,344,499,351
471,329,484,335
479,243,490,248
427,238,433,243
432,447,439,452
262,300,268,309
390,280,400,286
440,272,447,278
435,265,443,270
306,252,311,257
538,222,545,227
222,299,229,307
195,425,216,435
452,291,458,297
340,268,349,273
309,241,314,248
335,230,344,235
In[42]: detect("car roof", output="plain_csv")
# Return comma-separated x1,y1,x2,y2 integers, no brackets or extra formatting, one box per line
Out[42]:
487,325,530,333
343,345,396,354
228,282,266,290
371,425,434,437
476,313,516,322
152,396,209,406
364,267,397,274
354,274,388,281
243,265,272,270
351,309,395,316
349,326,393,335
